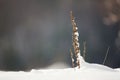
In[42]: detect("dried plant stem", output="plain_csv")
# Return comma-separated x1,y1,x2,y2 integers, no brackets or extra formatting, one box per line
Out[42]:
70,11,81,68
83,41,86,61
103,47,110,65
70,49,75,68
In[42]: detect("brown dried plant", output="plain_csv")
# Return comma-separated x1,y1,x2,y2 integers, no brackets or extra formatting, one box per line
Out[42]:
70,11,81,68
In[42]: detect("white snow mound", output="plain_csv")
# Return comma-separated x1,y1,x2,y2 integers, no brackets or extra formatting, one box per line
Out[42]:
0,59,120,80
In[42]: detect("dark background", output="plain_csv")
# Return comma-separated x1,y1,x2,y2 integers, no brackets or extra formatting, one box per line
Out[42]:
0,0,120,71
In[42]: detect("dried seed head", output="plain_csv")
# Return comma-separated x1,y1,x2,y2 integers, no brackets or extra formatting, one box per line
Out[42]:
70,11,81,68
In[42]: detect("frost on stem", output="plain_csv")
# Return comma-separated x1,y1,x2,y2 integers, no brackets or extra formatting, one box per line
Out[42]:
70,11,81,68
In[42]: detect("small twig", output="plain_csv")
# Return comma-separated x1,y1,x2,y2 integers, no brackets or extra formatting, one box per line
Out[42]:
70,49,75,68
83,41,86,61
103,46,110,65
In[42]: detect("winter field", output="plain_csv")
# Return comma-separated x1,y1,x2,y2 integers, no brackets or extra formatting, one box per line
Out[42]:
0,11,120,80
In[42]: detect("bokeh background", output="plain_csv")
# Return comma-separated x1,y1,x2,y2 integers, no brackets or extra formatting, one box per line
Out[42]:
0,0,120,71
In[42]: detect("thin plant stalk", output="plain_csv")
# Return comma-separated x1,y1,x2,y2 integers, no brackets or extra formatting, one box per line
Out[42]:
70,49,75,68
103,47,110,65
83,41,86,61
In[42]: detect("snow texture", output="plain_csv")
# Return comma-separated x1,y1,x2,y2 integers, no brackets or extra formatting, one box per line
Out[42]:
0,57,120,80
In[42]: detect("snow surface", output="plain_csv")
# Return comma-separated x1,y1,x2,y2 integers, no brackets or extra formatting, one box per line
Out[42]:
0,57,120,80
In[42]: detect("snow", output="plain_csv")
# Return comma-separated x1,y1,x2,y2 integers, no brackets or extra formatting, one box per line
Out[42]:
0,65,120,80
74,32,79,37
0,58,120,80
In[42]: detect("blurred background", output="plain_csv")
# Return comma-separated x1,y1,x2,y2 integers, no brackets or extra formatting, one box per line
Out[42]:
0,0,120,71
